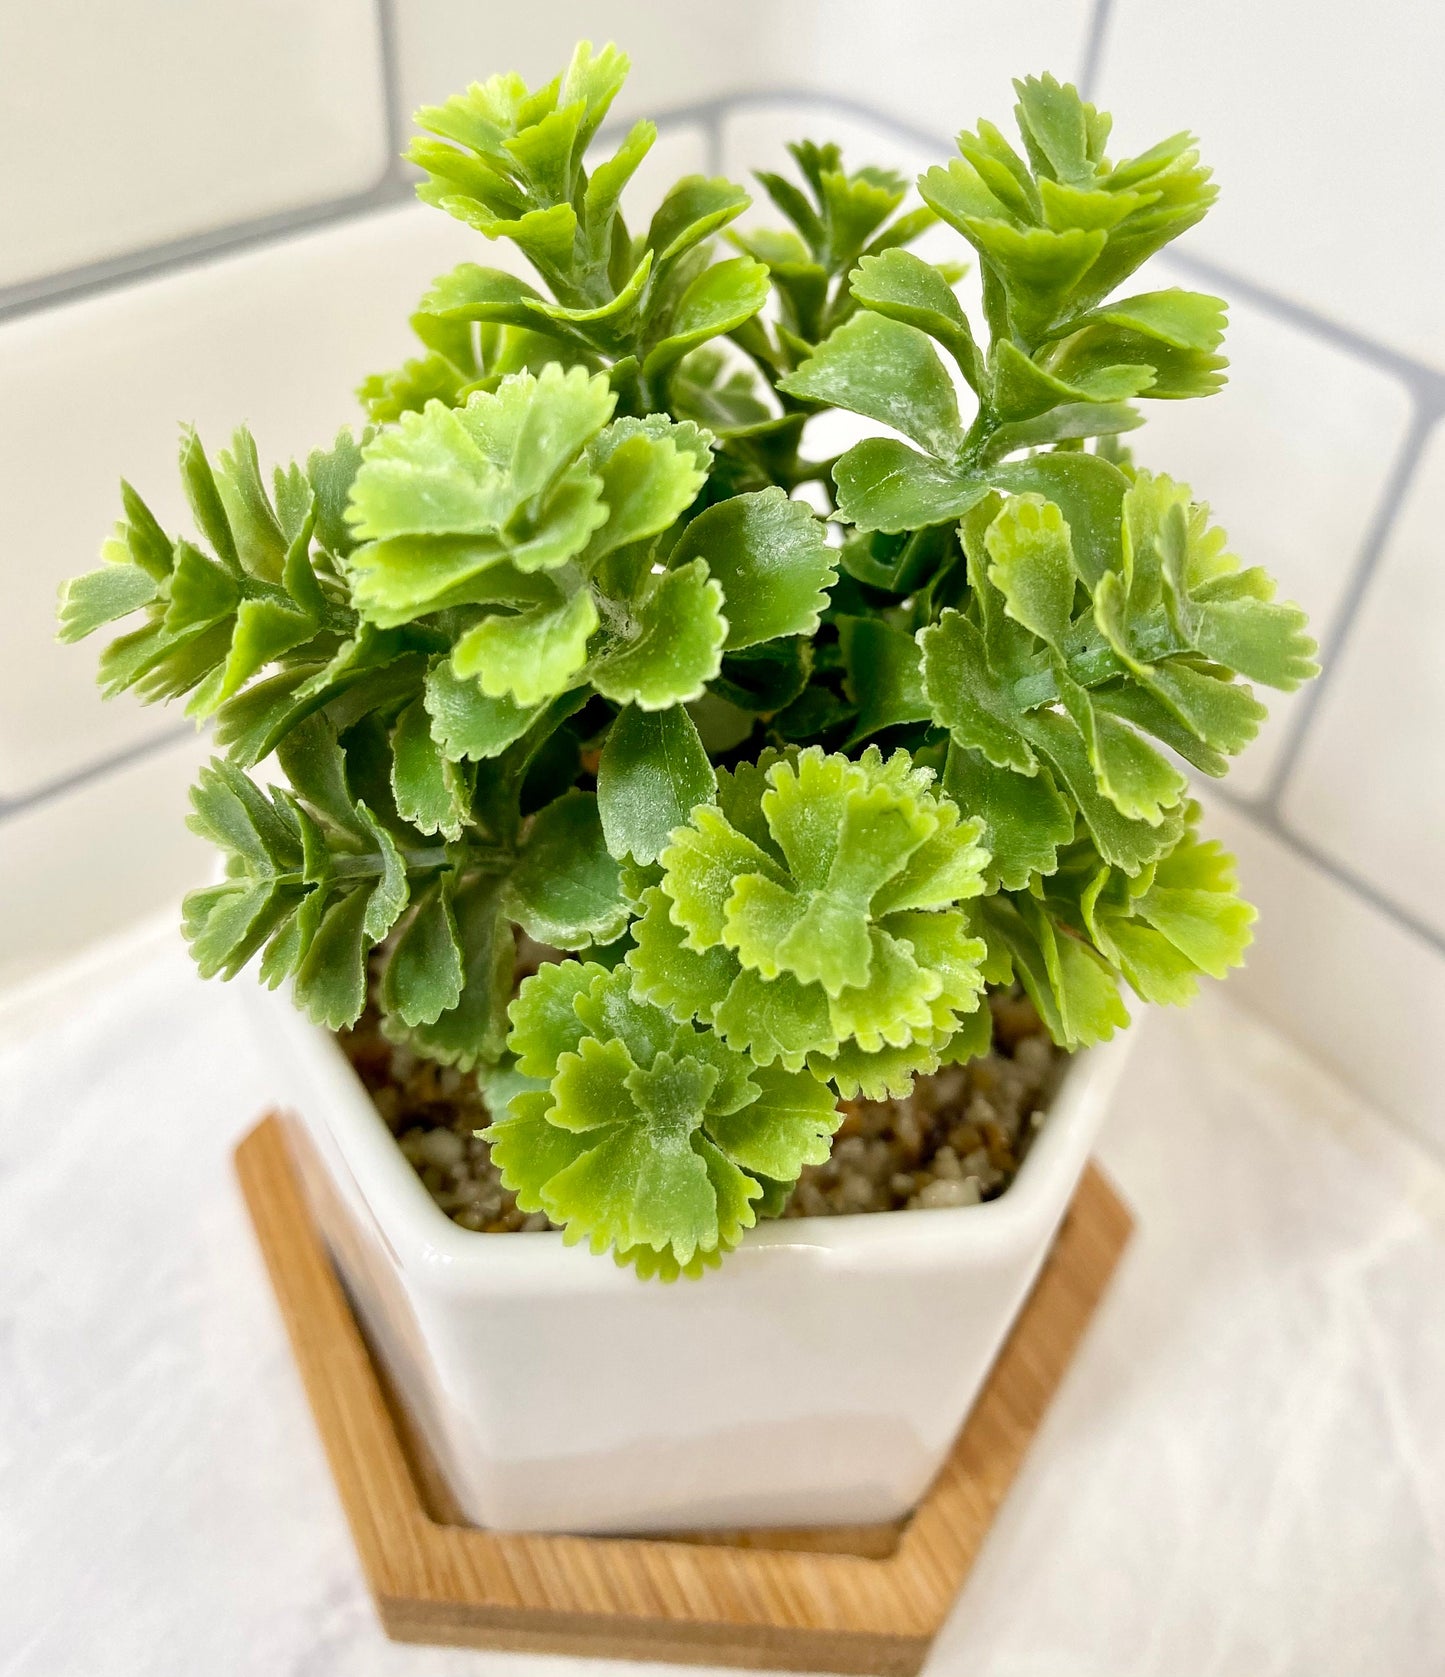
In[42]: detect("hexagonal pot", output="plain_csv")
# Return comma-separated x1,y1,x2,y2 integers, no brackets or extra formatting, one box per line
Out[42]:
242,981,1133,1535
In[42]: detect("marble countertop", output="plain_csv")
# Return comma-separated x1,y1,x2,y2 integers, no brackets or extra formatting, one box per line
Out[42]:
2,924,1443,1676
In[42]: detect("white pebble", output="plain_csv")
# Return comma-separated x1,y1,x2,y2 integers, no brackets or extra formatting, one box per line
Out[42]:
932,1146,964,1181
417,1128,465,1168
916,1177,982,1210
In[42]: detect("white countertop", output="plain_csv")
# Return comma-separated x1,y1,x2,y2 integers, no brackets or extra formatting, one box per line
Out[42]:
2,924,1443,1676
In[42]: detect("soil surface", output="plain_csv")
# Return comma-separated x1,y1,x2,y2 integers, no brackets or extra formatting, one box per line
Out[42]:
338,981,1068,1234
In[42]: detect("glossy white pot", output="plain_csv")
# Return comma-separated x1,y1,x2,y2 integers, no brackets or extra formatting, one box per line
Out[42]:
243,981,1134,1535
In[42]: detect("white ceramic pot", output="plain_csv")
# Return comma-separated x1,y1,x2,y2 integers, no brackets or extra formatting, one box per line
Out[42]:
243,981,1134,1535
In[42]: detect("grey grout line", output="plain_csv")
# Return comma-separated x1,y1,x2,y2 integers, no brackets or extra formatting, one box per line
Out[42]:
0,0,412,328
1207,777,1445,960
1077,0,1115,102
373,0,411,171
702,110,724,178
1160,246,1445,411
0,181,417,326
0,721,200,823
1257,401,1441,812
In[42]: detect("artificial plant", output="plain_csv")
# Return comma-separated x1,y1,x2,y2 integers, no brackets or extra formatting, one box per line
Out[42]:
59,47,1316,1277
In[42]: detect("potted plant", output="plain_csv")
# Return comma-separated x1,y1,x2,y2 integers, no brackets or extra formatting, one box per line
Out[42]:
58,45,1315,1536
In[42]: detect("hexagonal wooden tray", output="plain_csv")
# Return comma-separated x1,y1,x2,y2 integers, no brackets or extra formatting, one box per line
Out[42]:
236,1113,1131,1675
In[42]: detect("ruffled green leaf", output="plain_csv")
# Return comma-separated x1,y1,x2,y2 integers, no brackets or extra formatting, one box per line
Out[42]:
424,655,542,761
656,746,990,1067
452,588,599,706
589,560,726,709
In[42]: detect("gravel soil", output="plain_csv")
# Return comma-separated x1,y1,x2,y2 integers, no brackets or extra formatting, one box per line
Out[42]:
337,984,1068,1234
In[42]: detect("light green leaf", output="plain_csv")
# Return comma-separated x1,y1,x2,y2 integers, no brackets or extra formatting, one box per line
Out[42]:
589,560,726,709
452,588,598,706
585,421,712,560
849,247,985,390
984,494,1077,649
56,564,158,643
780,311,963,458
702,1064,840,1180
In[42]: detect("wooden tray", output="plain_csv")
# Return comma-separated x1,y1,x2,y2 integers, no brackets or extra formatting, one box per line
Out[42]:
236,1114,1132,1674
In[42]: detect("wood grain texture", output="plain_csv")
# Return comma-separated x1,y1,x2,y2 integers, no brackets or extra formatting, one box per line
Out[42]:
235,1115,1133,1675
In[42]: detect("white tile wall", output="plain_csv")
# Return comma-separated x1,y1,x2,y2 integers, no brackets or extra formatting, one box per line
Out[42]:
1197,794,1445,1156
0,203,479,798
395,1,1093,143
0,731,214,994
1096,1,1445,370
1127,261,1412,799
1282,426,1445,942
0,1,390,291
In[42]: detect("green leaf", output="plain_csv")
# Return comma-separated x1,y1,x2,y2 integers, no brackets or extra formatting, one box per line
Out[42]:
484,1091,590,1213
918,609,1039,775
669,487,836,650
597,703,717,864
838,617,931,742
398,876,516,1069
780,311,963,458
585,419,712,559
452,588,598,706
504,789,630,949
345,368,616,619
56,563,158,643
293,887,373,1029
647,175,751,265
848,248,985,391
589,560,726,709
424,656,541,761
984,494,1077,648
543,1047,737,1264
981,400,1143,461
381,879,465,1026
703,1064,840,1180
991,336,1154,421
508,958,599,1078
833,439,988,533
643,256,770,379
943,742,1073,891
391,696,469,839
658,746,990,1067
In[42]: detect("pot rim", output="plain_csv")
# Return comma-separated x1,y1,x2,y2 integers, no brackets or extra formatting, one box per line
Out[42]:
253,980,1136,1294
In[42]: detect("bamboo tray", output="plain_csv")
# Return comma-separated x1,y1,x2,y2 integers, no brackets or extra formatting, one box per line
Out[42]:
236,1113,1132,1674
